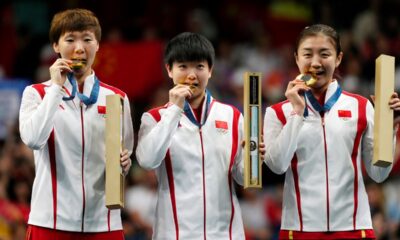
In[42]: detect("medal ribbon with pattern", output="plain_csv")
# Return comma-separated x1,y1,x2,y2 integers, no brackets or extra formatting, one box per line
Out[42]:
184,90,211,127
304,85,342,117
62,72,100,106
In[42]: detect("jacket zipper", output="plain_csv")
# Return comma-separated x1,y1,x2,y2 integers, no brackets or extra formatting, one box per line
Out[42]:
199,127,207,240
321,113,330,231
80,103,86,231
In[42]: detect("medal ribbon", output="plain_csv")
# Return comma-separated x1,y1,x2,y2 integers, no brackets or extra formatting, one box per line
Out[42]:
304,85,342,116
62,72,100,106
184,90,211,127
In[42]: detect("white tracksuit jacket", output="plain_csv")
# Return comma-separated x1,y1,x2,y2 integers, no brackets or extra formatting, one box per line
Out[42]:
136,92,245,240
19,73,134,232
264,81,393,236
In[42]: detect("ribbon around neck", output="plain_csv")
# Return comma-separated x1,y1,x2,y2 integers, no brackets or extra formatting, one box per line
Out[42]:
184,90,211,127
62,73,100,106
303,85,342,117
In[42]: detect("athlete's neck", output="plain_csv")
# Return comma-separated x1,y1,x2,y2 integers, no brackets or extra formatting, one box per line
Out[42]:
73,69,92,92
311,80,333,99
189,92,206,109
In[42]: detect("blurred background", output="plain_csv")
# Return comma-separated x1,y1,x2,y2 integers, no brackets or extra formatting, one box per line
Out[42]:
1,0,400,239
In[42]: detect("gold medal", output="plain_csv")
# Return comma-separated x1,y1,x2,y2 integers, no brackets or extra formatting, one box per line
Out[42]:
177,80,197,91
297,73,317,86
188,84,196,91
70,58,86,71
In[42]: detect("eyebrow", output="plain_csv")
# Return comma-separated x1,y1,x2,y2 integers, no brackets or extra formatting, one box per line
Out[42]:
300,47,332,52
64,31,94,37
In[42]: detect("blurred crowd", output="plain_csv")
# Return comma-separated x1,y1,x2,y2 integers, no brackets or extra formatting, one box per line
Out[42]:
1,0,400,239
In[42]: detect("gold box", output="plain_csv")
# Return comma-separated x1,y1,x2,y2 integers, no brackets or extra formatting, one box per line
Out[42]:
373,54,395,167
244,72,263,188
105,94,125,209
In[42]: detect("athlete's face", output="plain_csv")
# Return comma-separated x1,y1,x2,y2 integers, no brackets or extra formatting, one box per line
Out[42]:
295,34,343,90
53,30,99,77
167,60,212,103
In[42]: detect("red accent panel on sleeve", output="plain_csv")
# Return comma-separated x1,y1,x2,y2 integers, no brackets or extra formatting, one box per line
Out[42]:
271,100,289,125
99,82,126,98
32,84,48,99
148,104,171,122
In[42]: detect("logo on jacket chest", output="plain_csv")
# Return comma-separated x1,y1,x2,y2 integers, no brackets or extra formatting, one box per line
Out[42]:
98,105,106,118
215,120,228,134
338,109,352,121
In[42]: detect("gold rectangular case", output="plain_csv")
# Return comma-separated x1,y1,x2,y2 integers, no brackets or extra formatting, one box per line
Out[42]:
105,94,125,209
244,72,263,188
373,54,395,167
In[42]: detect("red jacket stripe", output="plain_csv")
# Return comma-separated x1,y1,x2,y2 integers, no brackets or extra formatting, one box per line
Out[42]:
228,107,240,239
99,82,126,98
48,131,57,229
165,151,179,240
343,92,367,229
271,101,303,230
291,155,303,231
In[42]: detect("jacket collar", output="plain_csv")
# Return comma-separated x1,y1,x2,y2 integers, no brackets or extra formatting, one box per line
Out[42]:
184,90,213,127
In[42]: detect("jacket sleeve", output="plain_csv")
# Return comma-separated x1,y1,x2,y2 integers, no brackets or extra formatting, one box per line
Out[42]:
19,84,63,150
263,107,304,174
123,95,134,156
232,114,244,185
362,100,394,183
135,104,182,170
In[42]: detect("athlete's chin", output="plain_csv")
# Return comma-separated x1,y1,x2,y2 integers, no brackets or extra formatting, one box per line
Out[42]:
188,91,205,101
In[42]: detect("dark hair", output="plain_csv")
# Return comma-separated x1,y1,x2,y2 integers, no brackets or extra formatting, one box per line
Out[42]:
295,24,342,55
49,8,101,44
164,32,215,69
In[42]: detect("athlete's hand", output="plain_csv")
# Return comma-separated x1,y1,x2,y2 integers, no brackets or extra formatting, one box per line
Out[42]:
285,78,311,116
49,58,73,86
169,84,193,109
120,149,131,176
371,93,400,128
389,92,400,111
258,142,266,161
389,92,400,128
241,136,266,161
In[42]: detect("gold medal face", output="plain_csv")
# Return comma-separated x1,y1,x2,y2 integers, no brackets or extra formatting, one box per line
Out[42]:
297,73,317,86
178,79,197,91
188,84,196,91
70,58,87,71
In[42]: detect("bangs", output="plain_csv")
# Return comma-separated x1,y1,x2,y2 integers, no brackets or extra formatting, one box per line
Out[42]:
164,32,215,67
167,45,211,64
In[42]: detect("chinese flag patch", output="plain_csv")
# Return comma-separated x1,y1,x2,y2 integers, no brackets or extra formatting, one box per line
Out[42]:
98,106,106,114
338,110,351,118
215,120,228,130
